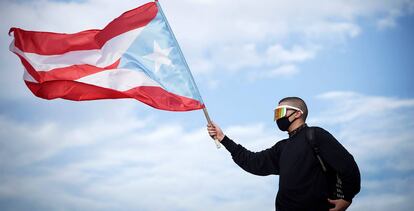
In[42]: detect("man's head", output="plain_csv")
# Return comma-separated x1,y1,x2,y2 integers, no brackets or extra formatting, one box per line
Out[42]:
274,97,308,132
278,97,308,121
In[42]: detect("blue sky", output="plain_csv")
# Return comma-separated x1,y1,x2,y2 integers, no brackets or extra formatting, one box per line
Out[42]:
0,0,413,210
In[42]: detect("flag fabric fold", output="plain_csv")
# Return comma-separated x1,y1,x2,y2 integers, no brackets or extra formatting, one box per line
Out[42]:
9,1,205,111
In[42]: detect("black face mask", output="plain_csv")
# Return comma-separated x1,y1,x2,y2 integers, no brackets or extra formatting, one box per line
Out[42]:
276,111,297,131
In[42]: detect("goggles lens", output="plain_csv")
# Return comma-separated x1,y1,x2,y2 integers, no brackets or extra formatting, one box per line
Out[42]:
274,107,287,120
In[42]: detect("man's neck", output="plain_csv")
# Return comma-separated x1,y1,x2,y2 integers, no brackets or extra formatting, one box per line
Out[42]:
288,120,306,133
288,123,307,137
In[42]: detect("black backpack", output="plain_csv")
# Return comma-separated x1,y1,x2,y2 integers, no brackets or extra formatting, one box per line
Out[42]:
305,127,344,200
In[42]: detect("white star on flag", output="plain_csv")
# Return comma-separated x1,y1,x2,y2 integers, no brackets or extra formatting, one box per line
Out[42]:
143,41,173,73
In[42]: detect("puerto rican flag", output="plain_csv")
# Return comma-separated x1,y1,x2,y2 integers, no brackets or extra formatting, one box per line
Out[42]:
9,1,205,111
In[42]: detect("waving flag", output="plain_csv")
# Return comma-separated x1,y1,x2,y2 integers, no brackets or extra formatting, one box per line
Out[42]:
9,1,204,111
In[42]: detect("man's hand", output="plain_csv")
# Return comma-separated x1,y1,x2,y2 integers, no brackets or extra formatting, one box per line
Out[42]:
328,198,351,211
207,122,225,142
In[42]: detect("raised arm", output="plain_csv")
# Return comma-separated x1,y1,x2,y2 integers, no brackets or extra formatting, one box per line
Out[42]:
207,123,282,176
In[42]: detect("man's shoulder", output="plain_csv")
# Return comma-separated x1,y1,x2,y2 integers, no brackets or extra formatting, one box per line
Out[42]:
274,138,288,147
307,126,330,135
307,126,339,145
264,138,288,153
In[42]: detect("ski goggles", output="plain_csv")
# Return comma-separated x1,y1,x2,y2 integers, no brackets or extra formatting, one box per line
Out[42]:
274,105,304,121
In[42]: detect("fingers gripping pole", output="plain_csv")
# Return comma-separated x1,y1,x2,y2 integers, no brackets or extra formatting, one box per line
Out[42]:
203,107,221,149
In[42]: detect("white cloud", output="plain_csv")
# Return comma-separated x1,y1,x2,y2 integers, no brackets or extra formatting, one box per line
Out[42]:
266,44,317,64
163,0,413,78
0,92,414,210
352,193,414,211
375,1,414,30
377,9,402,30
1,90,414,210
268,65,299,77
304,21,361,40
1,0,413,93
0,112,280,210
249,64,299,81
0,108,149,167
314,91,414,124
211,43,316,81
212,43,262,71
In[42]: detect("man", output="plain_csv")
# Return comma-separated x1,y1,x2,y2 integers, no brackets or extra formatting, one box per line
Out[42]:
207,97,360,211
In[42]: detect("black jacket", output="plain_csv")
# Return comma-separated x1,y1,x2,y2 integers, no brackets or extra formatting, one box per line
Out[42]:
221,125,361,210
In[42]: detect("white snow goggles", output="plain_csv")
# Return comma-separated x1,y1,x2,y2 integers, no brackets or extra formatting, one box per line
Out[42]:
274,105,303,121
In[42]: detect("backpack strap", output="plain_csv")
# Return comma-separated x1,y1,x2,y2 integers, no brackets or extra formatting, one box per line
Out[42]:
306,127,345,199
305,127,327,172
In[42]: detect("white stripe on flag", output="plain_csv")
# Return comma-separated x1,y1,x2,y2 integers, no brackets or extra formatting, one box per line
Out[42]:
76,69,160,91
10,27,144,72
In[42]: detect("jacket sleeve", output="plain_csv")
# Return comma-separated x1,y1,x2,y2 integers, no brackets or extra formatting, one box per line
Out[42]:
315,127,361,202
220,136,283,176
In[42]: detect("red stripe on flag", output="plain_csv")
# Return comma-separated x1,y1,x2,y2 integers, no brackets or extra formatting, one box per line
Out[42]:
125,86,205,111
10,2,158,55
25,81,204,111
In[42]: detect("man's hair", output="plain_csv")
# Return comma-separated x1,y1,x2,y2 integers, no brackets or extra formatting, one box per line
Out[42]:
279,97,308,121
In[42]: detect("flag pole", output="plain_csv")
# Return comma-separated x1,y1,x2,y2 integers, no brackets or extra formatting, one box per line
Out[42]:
156,0,221,149
202,107,222,149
